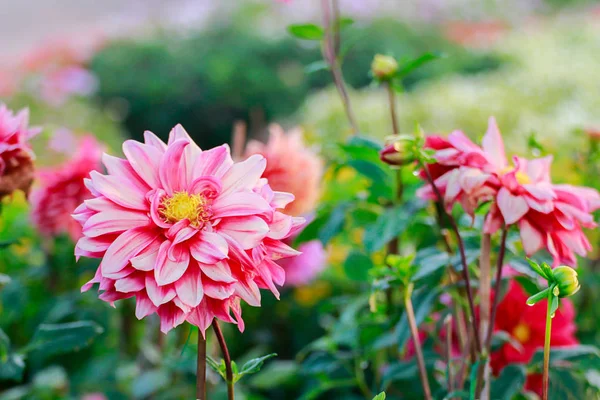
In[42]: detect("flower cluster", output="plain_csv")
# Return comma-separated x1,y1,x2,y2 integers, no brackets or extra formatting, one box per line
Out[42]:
73,125,304,334
418,117,600,265
0,103,40,199
31,134,103,241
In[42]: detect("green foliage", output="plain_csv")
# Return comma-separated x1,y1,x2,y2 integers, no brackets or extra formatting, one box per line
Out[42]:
490,365,526,400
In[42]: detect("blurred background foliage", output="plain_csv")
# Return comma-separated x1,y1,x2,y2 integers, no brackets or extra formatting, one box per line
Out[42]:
2,0,600,399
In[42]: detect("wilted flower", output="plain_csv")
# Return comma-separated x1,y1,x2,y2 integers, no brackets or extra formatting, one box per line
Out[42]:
552,266,580,298
244,124,322,216
491,279,578,396
30,135,103,241
73,125,303,334
371,54,398,81
0,103,40,199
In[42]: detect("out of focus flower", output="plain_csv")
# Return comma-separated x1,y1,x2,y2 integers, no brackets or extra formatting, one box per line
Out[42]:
73,125,303,334
419,117,600,265
30,135,103,241
584,128,600,142
552,265,580,298
279,239,326,287
491,280,578,396
0,104,40,199
39,66,98,106
371,54,398,81
245,124,323,216
81,394,107,400
444,20,507,49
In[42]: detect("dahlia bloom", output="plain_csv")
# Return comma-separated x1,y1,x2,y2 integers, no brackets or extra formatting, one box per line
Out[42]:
73,125,303,334
0,103,40,198
491,279,578,396
418,117,600,265
31,135,103,241
244,124,323,216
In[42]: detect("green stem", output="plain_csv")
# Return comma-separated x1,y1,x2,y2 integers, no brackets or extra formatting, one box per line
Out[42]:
542,287,553,400
405,284,433,400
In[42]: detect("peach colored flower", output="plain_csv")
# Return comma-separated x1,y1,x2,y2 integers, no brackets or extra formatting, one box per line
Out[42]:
73,125,303,334
0,103,40,198
244,124,323,216
30,135,103,241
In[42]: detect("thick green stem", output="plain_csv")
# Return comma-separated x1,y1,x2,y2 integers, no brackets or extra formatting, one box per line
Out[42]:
213,320,234,400
405,284,433,400
542,288,553,400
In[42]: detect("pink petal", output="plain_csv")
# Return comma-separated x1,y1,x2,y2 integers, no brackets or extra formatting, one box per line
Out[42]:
144,130,167,151
102,154,150,194
168,124,194,144
199,261,236,283
266,212,293,240
157,302,187,333
115,273,146,293
526,156,553,183
123,140,163,187
202,278,235,300
130,240,160,271
186,301,214,337
481,116,507,170
233,278,261,307
519,219,544,256
145,275,176,306
497,187,529,225
174,263,204,307
219,155,266,196
523,183,555,201
192,145,233,179
189,231,229,264
102,228,159,278
189,176,221,198
89,170,147,211
135,292,158,319
265,239,301,259
83,209,150,238
217,216,269,249
149,189,173,229
159,139,189,195
212,192,272,219
271,192,295,209
154,241,190,286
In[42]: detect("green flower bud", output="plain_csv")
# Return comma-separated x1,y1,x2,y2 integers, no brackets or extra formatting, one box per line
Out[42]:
379,135,415,167
552,266,580,298
371,54,398,81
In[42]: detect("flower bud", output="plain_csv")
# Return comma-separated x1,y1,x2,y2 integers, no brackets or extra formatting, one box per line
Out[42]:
380,139,414,167
371,54,398,81
0,151,35,200
552,266,580,298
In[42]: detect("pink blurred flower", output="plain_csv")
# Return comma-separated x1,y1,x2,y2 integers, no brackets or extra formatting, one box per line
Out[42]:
81,394,107,400
39,66,98,106
278,239,326,287
30,135,103,241
0,103,40,198
418,117,600,265
73,125,303,335
244,124,323,216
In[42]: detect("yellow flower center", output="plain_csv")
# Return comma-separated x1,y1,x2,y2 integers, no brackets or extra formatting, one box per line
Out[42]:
500,166,531,185
161,191,210,227
512,323,530,343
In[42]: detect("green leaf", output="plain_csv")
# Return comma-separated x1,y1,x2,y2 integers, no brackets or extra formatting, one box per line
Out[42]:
381,361,418,389
131,369,169,399
397,52,442,78
550,295,559,317
319,203,351,245
0,353,25,382
337,17,355,30
442,391,469,400
25,321,104,359
304,60,329,74
412,248,450,281
206,355,227,380
549,369,586,400
469,361,480,400
249,360,298,389
526,258,549,280
490,331,523,353
348,159,388,182
529,345,600,368
396,288,438,351
0,240,17,249
490,364,526,400
372,392,386,400
288,24,324,40
234,353,277,383
344,250,373,281
515,275,540,296
363,206,409,253
526,287,550,306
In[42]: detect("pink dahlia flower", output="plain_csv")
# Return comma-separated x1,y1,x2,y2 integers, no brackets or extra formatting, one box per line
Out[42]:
278,239,326,287
418,117,600,265
31,135,103,241
0,103,40,198
244,124,323,216
73,125,304,334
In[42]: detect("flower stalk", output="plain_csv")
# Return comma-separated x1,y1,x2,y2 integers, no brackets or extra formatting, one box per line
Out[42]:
197,332,207,400
404,283,433,400
542,285,554,400
213,320,235,400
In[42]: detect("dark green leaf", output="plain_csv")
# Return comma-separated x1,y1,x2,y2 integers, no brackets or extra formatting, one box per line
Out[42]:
549,369,586,400
529,345,600,368
206,355,226,380
0,240,17,249
25,321,104,359
490,364,526,400
0,353,25,382
469,361,480,400
442,391,469,400
305,60,329,74
348,159,388,182
235,353,277,383
397,52,442,78
363,206,409,253
515,275,540,296
344,250,373,281
249,360,298,389
381,361,418,389
412,248,450,281
288,24,324,40
318,203,351,245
